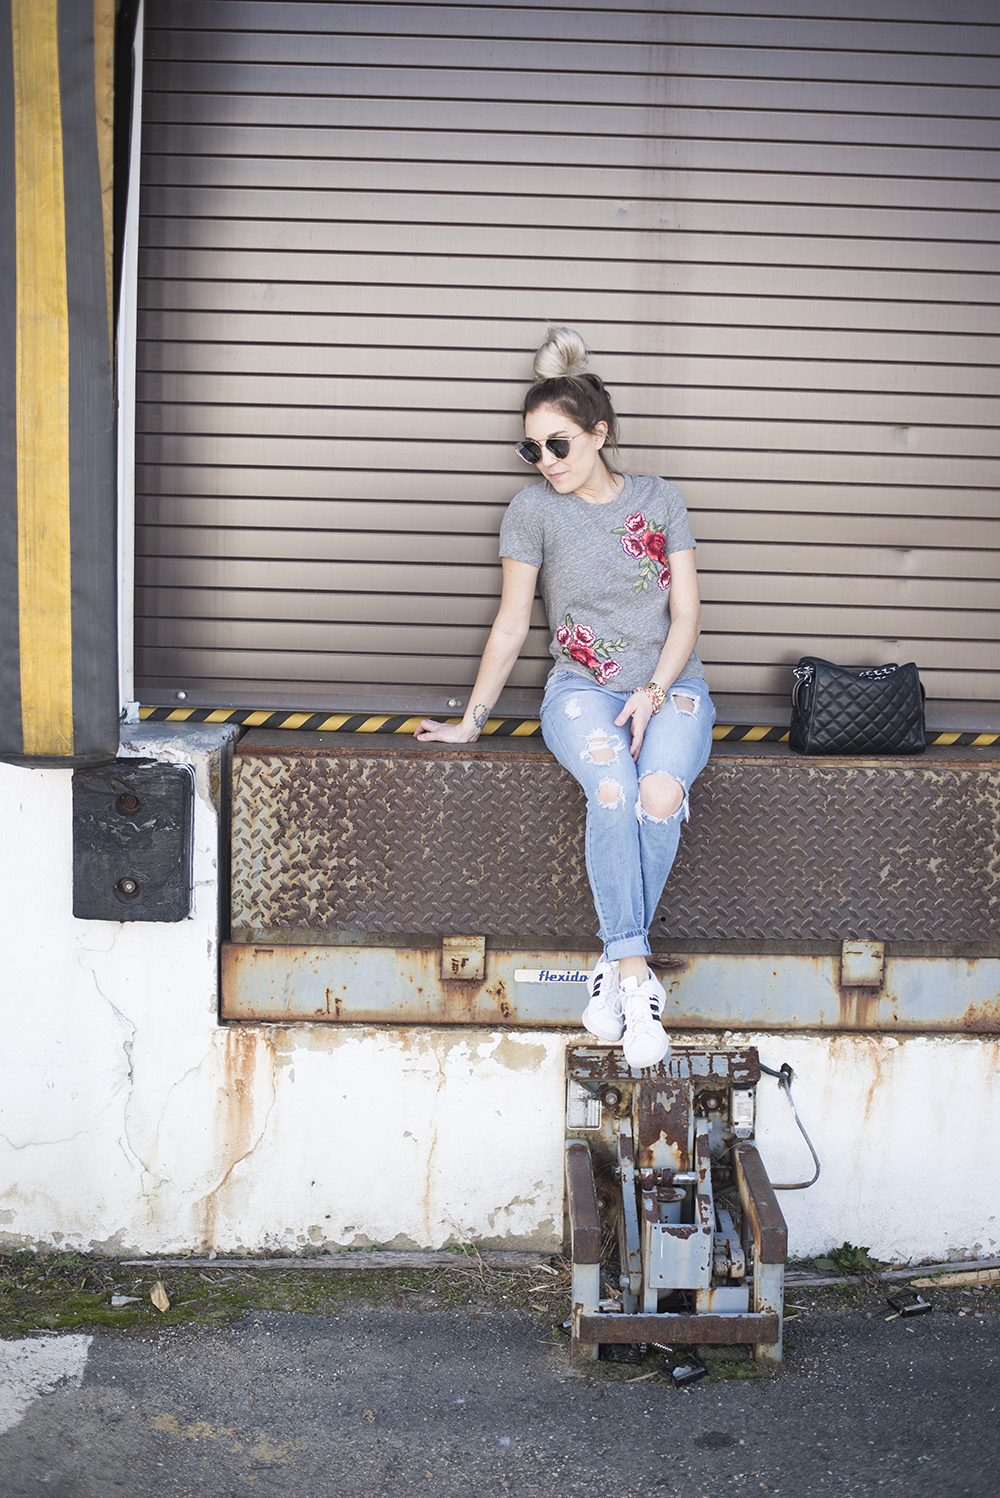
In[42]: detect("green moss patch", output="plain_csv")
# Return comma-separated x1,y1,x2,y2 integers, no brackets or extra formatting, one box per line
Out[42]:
0,1250,569,1339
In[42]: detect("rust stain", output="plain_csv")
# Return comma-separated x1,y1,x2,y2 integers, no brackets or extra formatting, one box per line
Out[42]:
837,988,883,1029
637,1080,690,1173
960,999,1000,1034
198,1028,274,1250
823,1032,889,1125
439,979,482,1023
652,953,689,995
218,1028,262,1146
493,979,512,1021
859,1036,889,1123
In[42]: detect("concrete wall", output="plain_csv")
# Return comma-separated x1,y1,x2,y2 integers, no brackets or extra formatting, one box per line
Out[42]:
1,723,997,1261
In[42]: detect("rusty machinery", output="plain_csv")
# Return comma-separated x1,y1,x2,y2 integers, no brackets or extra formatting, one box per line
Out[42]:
564,1045,788,1364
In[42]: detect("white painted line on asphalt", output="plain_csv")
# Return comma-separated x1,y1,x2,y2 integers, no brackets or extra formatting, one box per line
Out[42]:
0,1336,92,1435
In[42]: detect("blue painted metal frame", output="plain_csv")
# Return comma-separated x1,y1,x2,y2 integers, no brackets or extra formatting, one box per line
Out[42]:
221,944,1000,1032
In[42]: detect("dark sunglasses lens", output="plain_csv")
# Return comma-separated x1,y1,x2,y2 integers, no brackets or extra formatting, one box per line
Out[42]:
517,440,542,463
548,438,571,459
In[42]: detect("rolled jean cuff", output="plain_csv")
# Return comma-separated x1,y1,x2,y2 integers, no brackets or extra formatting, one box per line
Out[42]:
603,933,652,961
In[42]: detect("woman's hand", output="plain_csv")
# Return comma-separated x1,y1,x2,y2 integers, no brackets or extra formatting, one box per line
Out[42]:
615,690,655,760
413,718,481,743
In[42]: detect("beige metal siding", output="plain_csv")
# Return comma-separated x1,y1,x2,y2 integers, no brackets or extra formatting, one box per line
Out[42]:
135,1,1000,723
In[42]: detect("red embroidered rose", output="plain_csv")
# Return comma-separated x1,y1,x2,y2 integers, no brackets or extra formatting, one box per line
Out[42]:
558,615,628,681
612,514,670,592
568,642,600,670
644,530,667,564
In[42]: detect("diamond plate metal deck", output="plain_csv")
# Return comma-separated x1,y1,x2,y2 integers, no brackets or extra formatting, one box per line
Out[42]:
231,734,999,947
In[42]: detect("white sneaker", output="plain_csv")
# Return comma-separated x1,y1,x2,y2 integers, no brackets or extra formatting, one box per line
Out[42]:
620,973,669,1069
581,956,624,1042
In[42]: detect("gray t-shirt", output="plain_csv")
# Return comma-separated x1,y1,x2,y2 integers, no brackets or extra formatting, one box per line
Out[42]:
498,472,705,690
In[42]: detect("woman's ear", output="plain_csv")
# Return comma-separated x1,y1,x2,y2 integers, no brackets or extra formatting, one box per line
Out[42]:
593,421,608,450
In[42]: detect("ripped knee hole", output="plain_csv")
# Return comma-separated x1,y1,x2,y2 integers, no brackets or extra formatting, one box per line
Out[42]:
597,779,625,809
638,772,685,820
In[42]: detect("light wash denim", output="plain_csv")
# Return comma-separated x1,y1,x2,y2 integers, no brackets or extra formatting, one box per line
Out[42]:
540,672,715,960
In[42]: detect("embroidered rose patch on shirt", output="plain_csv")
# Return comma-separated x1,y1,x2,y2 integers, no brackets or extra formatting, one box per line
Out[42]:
555,616,628,685
612,511,672,592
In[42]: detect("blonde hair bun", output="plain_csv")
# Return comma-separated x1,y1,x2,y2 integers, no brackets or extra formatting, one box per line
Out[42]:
533,325,590,381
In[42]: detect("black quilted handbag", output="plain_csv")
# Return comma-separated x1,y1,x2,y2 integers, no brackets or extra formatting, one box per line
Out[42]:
789,656,926,755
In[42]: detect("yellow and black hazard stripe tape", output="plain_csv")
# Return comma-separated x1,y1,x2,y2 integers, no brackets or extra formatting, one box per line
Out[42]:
138,705,541,736
712,725,1000,747
138,706,1000,748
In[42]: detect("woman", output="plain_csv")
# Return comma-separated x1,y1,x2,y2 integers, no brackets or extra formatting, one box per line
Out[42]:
415,327,714,1068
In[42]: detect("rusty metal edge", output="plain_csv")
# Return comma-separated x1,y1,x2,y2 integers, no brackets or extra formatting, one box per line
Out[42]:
220,943,1000,1033
232,729,1000,767
734,1143,788,1264
576,1311,780,1345
565,1141,602,1266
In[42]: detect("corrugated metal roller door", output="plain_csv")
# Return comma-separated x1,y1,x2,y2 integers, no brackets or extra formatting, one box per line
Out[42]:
135,0,1000,724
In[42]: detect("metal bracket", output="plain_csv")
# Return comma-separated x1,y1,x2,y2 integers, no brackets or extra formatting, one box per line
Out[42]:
441,935,486,981
841,939,885,988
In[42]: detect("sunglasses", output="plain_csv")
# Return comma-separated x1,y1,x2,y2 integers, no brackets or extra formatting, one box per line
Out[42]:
515,432,585,465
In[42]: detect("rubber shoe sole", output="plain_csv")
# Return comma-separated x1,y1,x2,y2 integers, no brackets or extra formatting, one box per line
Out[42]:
621,975,669,1069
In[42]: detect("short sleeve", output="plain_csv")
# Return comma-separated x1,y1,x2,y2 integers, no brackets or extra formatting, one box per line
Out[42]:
662,482,697,554
498,488,544,567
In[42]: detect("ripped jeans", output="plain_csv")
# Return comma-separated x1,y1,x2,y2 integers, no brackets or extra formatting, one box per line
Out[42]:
540,672,715,961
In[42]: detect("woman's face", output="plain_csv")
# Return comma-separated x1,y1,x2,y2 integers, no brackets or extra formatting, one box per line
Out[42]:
522,402,608,495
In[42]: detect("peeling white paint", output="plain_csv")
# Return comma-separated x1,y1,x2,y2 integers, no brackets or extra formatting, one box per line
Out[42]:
1,726,999,1262
0,1337,91,1436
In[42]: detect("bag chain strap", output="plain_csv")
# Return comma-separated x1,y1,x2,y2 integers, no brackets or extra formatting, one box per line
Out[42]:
793,662,899,685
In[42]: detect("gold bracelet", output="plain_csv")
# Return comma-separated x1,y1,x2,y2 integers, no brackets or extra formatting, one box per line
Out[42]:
640,681,667,714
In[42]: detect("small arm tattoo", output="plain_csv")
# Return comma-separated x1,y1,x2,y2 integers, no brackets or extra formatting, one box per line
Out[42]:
472,704,489,731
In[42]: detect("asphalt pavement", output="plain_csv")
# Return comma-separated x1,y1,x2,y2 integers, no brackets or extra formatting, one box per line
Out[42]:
0,1283,997,1498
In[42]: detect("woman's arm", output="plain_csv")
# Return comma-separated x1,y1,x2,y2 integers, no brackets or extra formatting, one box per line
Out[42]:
614,547,702,760
414,557,539,742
